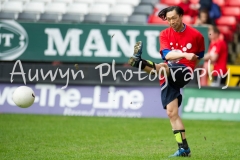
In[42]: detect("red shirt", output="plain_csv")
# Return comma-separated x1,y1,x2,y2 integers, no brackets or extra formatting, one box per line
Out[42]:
208,38,228,76
159,25,205,85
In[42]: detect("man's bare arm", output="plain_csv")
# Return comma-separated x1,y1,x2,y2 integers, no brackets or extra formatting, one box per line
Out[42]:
165,51,186,60
165,52,198,61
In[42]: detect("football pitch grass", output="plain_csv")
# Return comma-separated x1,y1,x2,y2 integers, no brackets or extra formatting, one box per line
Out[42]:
0,114,239,160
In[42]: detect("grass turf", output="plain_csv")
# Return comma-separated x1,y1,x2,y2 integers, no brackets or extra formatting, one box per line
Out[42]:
0,114,239,160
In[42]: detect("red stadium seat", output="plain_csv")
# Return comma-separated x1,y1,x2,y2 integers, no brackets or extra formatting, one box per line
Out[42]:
190,0,200,4
217,25,234,42
226,0,240,7
213,0,225,6
215,16,237,31
182,15,194,25
148,15,168,25
221,7,240,20
160,0,181,6
148,15,193,25
217,25,231,34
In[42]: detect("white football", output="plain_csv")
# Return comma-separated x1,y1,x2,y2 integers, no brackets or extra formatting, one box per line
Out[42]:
12,86,35,108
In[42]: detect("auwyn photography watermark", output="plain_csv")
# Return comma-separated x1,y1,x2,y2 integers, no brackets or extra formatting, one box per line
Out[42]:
10,60,230,90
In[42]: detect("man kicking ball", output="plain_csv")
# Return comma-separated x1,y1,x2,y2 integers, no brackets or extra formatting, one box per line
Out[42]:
128,6,205,157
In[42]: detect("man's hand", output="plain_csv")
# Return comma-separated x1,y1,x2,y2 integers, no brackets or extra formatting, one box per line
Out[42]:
184,53,199,61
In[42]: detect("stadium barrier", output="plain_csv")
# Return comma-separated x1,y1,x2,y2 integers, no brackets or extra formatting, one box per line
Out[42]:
0,83,174,118
227,65,240,87
1,20,209,63
0,62,161,86
182,87,240,121
2,80,239,120
1,62,239,87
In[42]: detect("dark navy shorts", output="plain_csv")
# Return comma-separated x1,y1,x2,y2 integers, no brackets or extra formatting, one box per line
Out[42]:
161,63,192,109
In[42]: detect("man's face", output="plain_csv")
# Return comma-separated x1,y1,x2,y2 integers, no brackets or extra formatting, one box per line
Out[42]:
208,28,218,40
208,28,213,40
166,10,182,31
200,12,208,23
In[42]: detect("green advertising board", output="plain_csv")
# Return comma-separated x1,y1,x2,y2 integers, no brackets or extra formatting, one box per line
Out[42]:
182,87,240,121
0,20,209,63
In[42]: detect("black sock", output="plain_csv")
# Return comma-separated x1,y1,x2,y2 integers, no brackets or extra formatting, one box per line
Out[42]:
134,59,156,70
182,139,189,150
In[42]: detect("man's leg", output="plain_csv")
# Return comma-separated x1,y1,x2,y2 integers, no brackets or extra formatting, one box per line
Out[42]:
128,41,170,76
143,63,169,75
167,98,191,157
129,41,190,157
